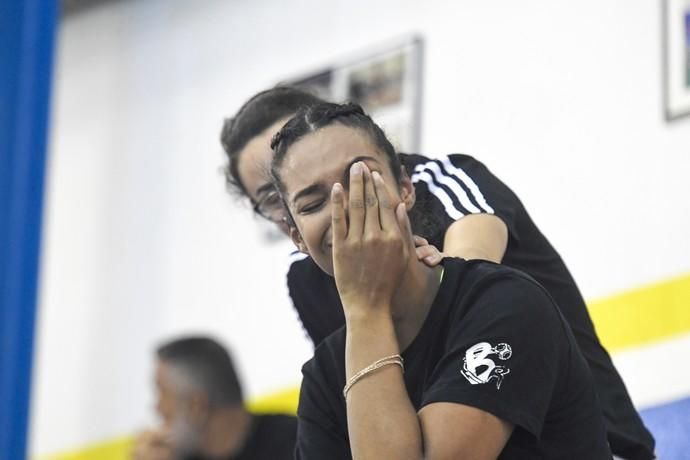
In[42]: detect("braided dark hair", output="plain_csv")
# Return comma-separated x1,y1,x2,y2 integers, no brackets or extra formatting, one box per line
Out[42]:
270,102,403,196
220,86,324,199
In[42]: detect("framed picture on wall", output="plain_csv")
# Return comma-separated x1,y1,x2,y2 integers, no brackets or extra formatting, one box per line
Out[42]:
664,0,690,120
281,35,424,152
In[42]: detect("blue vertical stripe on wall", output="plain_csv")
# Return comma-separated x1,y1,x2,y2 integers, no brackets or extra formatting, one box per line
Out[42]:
0,0,57,459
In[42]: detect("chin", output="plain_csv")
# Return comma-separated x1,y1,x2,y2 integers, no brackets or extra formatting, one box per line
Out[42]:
312,256,335,277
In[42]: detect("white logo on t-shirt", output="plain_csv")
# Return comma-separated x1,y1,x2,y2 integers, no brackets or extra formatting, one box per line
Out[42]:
460,342,512,389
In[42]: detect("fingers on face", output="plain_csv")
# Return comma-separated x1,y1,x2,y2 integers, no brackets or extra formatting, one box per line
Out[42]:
347,162,365,237
361,163,381,234
331,182,347,242
346,162,400,238
372,170,397,232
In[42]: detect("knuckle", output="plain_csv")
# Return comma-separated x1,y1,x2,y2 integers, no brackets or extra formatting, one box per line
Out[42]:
365,195,377,207
350,199,364,209
379,199,392,209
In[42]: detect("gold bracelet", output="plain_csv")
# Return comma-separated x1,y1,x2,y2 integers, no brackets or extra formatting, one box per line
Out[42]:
343,354,404,399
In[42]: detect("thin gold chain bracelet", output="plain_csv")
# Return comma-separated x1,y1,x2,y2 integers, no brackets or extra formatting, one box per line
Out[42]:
343,354,404,399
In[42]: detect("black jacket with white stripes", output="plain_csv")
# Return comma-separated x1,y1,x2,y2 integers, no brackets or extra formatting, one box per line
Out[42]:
286,153,655,459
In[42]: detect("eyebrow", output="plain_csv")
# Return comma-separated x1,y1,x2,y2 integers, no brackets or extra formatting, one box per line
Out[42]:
291,183,327,205
290,155,381,205
255,182,276,198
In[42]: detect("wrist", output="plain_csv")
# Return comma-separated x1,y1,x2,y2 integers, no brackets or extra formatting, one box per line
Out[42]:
343,304,393,325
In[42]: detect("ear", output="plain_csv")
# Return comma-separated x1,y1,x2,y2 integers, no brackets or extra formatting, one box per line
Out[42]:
399,166,416,211
289,225,308,253
187,392,210,425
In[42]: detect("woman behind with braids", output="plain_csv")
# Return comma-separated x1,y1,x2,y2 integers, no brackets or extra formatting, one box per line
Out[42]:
269,102,611,459
220,87,654,458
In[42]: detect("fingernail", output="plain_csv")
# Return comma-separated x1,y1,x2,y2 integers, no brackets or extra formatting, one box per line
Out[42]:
351,163,362,175
372,171,381,181
332,183,343,194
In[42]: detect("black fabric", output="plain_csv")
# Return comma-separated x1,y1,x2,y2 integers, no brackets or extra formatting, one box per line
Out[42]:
296,258,612,459
184,414,297,460
286,153,655,458
287,253,344,346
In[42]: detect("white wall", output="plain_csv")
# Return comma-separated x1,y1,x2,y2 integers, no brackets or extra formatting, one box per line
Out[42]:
30,0,690,455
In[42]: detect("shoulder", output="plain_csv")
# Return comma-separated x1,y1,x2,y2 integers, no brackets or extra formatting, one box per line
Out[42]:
286,252,330,294
442,258,565,334
287,250,313,276
421,260,581,439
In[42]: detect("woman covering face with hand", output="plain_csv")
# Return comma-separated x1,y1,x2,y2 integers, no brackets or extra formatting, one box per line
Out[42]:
269,102,612,459
221,88,653,458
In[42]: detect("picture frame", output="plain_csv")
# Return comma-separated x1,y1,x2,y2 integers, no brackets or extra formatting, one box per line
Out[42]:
281,35,424,152
664,0,690,120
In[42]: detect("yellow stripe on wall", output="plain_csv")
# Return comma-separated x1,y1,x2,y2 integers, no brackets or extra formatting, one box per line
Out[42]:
36,437,134,460
246,385,300,414
588,272,690,353
35,272,690,459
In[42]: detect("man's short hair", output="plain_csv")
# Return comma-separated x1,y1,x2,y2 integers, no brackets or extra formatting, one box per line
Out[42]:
156,336,243,408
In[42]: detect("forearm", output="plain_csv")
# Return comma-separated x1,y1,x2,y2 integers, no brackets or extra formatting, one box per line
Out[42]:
344,311,423,460
443,214,508,264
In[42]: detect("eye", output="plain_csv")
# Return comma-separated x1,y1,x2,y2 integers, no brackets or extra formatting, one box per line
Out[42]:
263,192,282,208
299,199,326,214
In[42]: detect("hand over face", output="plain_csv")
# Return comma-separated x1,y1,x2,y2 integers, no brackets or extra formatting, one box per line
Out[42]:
331,162,415,317
131,428,174,460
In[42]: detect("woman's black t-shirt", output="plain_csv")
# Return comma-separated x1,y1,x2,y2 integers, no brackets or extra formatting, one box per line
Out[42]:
296,258,611,459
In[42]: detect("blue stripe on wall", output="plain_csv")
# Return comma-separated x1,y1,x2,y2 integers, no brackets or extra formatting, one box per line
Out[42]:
640,396,690,460
0,1,57,459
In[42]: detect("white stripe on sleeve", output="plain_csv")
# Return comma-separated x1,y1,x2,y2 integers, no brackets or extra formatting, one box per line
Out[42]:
439,156,495,214
413,161,482,214
411,170,465,220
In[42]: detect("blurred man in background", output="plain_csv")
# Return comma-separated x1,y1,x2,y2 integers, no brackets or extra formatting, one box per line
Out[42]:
132,336,297,460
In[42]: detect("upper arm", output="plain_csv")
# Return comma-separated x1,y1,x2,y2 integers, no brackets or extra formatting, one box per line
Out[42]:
418,276,567,449
419,402,513,460
443,213,508,263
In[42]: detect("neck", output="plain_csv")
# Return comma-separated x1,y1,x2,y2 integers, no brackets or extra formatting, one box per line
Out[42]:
390,259,444,350
200,406,253,458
